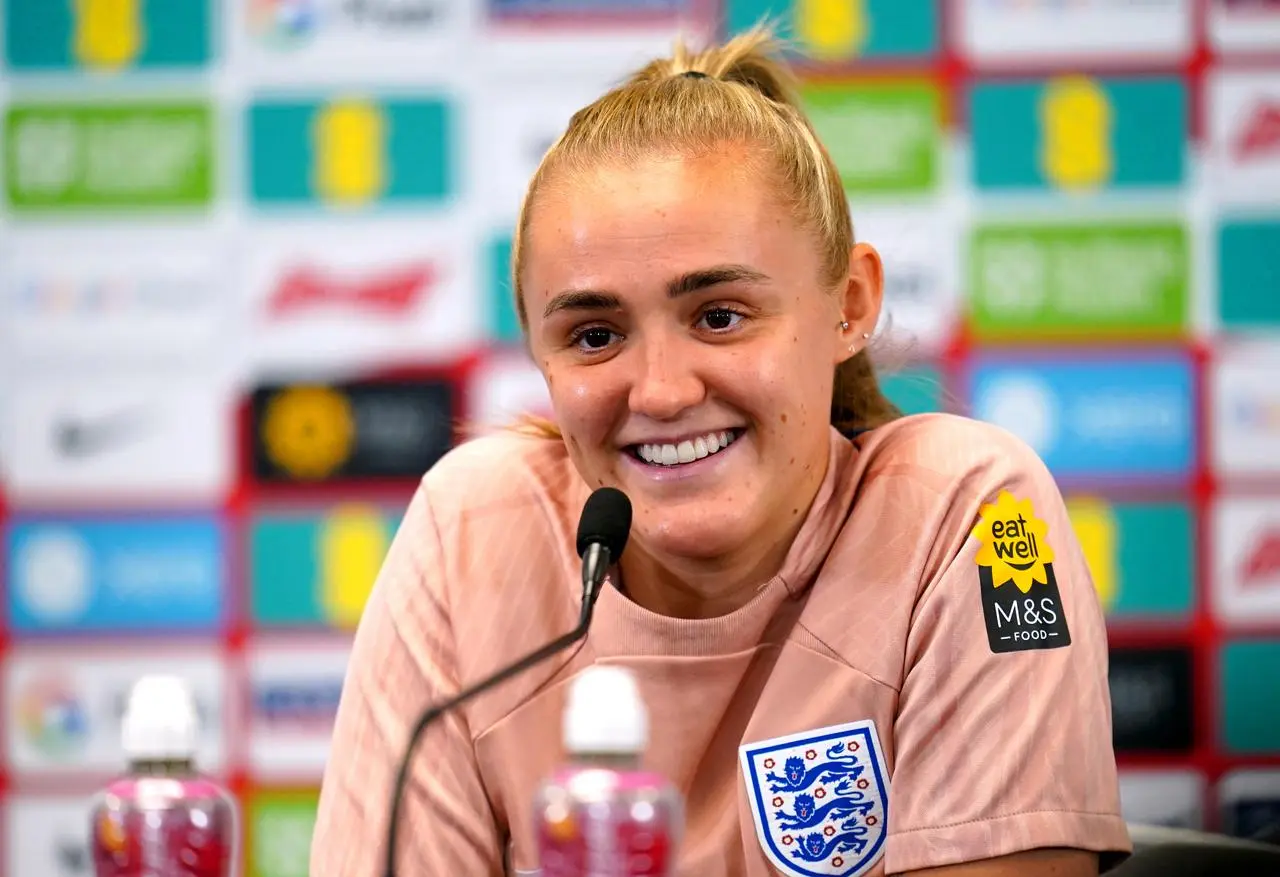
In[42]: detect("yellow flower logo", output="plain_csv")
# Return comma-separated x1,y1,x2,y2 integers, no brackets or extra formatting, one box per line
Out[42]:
260,386,355,481
972,491,1055,594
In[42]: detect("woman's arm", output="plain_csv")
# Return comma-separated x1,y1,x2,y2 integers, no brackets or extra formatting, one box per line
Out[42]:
883,426,1131,874
311,481,505,876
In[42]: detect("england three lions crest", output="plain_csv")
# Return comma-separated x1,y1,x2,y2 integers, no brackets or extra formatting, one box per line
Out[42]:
739,720,889,877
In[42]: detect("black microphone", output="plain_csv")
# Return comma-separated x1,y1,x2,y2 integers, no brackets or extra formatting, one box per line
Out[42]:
381,486,632,877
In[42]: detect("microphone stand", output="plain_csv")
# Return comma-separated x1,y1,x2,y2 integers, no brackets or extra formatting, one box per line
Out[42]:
381,543,614,877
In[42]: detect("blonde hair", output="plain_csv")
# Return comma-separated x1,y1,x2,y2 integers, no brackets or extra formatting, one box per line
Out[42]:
510,26,902,438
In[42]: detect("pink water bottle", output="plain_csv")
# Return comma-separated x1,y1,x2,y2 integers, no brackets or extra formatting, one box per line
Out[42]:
534,665,684,877
89,675,238,876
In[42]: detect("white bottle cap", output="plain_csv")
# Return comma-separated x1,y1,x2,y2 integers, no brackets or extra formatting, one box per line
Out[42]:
121,674,198,761
563,664,648,756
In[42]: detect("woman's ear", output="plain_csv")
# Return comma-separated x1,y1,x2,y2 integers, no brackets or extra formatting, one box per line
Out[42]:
835,243,885,363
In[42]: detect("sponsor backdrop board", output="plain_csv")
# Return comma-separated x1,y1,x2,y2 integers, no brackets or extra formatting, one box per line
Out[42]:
2,0,1279,871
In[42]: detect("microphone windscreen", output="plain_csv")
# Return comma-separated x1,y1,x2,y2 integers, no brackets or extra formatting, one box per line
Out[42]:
576,487,633,561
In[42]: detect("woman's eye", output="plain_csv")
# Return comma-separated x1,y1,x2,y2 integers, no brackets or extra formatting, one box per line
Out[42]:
700,308,743,331
576,327,615,350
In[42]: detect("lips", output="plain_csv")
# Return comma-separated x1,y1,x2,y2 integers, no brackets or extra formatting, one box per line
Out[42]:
629,429,742,467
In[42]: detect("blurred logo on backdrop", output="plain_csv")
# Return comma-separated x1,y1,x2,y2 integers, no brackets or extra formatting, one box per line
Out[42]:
967,220,1189,339
801,79,941,195
251,378,456,484
1212,348,1280,474
1108,646,1195,754
1210,72,1280,204
957,0,1193,65
1118,771,1205,830
2,240,226,363
3,374,233,502
724,0,937,63
970,75,1186,192
1220,641,1280,754
1067,497,1195,620
249,0,444,47
16,674,91,760
1219,770,1280,839
1209,0,1280,54
248,94,453,209
1217,220,1280,330
245,229,481,373
5,517,225,633
3,101,215,212
4,796,98,877
246,791,320,877
249,504,401,627
246,643,350,780
5,651,226,775
265,261,437,318
3,0,211,71
1213,498,1280,625
970,353,1195,483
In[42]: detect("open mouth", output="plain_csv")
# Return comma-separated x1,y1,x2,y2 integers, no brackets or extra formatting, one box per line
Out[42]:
627,429,743,467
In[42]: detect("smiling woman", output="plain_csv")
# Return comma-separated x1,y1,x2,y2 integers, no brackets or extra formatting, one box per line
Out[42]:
312,26,1132,877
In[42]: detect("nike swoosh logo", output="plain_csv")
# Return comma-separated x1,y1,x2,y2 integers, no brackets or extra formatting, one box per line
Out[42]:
53,408,149,458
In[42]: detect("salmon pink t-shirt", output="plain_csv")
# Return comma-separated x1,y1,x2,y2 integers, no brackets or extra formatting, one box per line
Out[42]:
312,413,1131,876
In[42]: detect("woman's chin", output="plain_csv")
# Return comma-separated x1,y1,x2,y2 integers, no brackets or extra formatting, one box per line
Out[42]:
632,517,748,564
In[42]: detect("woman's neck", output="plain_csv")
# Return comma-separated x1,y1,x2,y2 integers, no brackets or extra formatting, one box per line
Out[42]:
616,508,810,620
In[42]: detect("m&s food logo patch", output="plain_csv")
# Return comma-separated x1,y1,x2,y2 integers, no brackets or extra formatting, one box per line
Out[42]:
972,491,1071,653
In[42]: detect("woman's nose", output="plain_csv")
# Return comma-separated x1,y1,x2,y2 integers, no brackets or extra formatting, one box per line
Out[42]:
627,335,706,422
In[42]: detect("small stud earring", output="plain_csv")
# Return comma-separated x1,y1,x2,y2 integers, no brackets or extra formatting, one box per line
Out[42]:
861,332,870,339
839,320,850,331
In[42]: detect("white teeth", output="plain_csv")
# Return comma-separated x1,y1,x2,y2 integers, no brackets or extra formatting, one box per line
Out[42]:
636,430,739,467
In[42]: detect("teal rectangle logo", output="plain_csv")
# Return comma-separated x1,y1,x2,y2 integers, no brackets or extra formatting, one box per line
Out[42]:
1221,640,1280,754
4,101,215,211
802,79,941,195
970,76,1186,191
968,220,1190,338
249,505,403,628
4,0,212,71
1066,498,1195,621
727,0,937,63
1219,219,1280,330
486,232,522,343
248,95,454,209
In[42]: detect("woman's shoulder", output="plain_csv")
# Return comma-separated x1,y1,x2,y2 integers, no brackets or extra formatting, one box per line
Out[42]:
419,428,580,520
853,411,1054,493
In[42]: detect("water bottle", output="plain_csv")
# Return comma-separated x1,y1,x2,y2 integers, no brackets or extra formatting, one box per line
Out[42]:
533,665,684,877
89,674,238,876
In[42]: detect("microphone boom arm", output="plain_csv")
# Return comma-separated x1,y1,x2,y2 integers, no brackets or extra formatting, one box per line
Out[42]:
381,546,612,877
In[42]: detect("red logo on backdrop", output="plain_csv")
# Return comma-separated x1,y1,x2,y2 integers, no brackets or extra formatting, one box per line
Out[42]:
266,262,438,318
1234,101,1280,161
1242,529,1280,589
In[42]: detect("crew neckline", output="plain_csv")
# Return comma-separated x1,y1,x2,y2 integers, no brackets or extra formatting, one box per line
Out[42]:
587,428,859,658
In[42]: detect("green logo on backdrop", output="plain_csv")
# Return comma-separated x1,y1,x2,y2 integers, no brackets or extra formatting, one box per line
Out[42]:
801,80,940,195
4,101,214,211
968,221,1189,338
248,791,319,877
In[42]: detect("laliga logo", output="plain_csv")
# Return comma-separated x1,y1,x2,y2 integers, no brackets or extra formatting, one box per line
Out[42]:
973,492,1055,594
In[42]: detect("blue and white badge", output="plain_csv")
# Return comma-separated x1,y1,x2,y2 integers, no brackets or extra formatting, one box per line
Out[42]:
740,720,890,877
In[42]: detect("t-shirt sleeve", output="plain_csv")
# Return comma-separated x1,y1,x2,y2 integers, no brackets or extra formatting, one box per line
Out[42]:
884,433,1132,874
311,480,505,876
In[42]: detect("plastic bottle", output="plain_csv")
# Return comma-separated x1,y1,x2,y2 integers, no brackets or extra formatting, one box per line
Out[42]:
533,665,684,877
89,674,238,876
